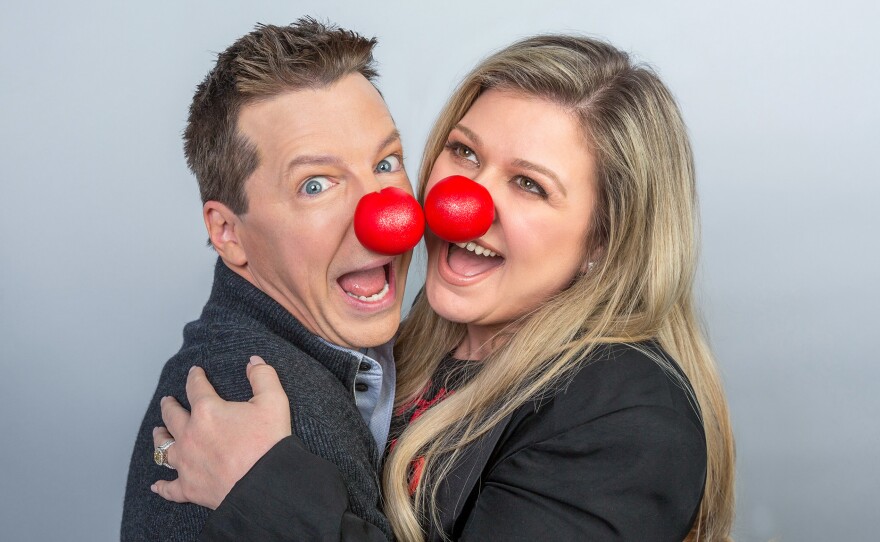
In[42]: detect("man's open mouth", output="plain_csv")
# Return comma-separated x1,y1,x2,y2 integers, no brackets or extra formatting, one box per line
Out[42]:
337,263,391,302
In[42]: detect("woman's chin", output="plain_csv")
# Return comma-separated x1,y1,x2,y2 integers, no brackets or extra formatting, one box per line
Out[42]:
424,280,478,325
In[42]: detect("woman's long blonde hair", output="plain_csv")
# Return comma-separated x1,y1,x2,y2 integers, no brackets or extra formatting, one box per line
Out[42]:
384,35,735,541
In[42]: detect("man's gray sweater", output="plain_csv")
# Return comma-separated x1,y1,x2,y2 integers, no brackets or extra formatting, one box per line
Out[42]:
121,259,390,540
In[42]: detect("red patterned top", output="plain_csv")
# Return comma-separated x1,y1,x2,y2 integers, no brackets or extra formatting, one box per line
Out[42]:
387,356,481,493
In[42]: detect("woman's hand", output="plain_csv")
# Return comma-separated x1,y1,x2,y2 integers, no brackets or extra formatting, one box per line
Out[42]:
150,356,292,509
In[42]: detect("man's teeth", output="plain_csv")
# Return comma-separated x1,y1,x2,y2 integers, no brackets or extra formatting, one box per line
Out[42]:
455,242,498,258
346,282,389,302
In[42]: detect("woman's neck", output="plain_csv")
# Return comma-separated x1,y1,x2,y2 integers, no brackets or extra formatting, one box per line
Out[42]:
453,324,512,361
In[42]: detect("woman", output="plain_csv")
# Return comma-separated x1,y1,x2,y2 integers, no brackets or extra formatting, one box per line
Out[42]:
156,34,735,540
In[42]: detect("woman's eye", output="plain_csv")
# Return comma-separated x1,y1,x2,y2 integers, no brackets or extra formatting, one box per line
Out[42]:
446,142,479,165
514,176,547,197
300,176,334,195
376,154,403,174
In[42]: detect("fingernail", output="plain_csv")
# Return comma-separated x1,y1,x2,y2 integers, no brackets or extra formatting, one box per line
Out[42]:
150,484,158,493
189,365,197,373
152,427,159,436
249,355,265,366
160,396,168,404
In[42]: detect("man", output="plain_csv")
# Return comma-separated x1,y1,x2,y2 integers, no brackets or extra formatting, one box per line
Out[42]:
122,19,411,541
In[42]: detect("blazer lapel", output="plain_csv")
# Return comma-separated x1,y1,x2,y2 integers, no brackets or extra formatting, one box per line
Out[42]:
430,412,515,541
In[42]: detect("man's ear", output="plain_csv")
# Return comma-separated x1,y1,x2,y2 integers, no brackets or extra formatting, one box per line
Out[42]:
203,201,248,267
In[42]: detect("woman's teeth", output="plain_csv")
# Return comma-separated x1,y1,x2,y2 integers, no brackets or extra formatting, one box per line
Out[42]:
346,281,389,302
454,241,498,257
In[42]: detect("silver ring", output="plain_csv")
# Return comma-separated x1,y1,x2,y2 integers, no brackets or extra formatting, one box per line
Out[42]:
153,439,176,469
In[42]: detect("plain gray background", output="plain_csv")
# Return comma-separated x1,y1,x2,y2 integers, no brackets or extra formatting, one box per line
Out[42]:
1,1,877,540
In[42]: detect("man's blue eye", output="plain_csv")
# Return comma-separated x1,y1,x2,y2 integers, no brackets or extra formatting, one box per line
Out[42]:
376,154,402,173
300,177,332,195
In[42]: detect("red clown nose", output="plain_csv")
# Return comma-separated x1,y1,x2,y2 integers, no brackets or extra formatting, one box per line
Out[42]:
424,175,494,243
354,187,425,255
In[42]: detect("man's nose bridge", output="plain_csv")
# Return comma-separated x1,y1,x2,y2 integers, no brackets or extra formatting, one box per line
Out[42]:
354,165,384,197
344,169,382,240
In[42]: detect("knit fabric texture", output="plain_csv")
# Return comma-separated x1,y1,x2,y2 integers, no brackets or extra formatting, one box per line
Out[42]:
121,258,390,540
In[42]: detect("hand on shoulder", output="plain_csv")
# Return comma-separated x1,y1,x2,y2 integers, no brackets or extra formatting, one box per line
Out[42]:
151,356,292,509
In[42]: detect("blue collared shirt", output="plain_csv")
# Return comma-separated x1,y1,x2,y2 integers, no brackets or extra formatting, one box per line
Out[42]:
319,339,396,454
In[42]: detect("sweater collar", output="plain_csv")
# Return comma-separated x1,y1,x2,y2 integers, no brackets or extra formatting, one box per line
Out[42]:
207,258,368,385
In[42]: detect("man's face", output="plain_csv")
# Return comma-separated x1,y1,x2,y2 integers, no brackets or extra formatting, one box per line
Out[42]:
232,74,412,349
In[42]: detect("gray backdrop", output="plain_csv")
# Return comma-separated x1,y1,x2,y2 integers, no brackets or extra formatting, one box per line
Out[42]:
2,1,877,540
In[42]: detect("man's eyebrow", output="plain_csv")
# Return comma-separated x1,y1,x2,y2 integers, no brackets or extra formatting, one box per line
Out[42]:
376,129,402,155
286,129,402,173
452,124,483,148
511,158,566,196
286,154,345,172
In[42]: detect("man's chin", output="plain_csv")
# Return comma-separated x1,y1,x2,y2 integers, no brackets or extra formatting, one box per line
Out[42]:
334,312,400,349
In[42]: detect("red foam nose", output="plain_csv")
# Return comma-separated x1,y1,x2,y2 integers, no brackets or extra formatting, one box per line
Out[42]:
424,175,494,243
354,187,425,255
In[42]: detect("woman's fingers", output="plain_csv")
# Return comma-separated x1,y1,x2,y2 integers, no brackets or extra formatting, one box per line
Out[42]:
149,358,292,510
151,479,187,503
153,426,173,445
186,366,220,406
159,395,190,437
246,356,287,406
150,426,190,503
152,426,177,469
152,426,174,450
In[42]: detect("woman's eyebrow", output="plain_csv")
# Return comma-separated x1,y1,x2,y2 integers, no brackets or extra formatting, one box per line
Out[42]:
453,124,483,147
455,123,566,196
511,158,566,196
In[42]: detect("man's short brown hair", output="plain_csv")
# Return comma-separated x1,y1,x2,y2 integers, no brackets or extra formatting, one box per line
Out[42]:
183,18,378,214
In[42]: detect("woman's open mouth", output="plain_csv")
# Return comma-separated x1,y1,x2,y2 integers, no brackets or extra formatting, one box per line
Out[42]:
445,241,504,278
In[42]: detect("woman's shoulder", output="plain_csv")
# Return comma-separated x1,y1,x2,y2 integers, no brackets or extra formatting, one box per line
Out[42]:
503,342,705,449
563,342,698,416
472,342,707,542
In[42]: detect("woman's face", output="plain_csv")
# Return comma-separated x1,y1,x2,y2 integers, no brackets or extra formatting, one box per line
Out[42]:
424,89,598,337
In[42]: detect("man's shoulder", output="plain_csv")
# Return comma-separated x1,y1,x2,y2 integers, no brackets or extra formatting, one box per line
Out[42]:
160,317,348,403
177,307,318,364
